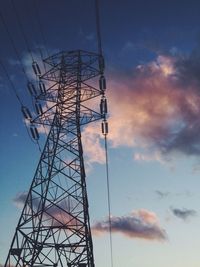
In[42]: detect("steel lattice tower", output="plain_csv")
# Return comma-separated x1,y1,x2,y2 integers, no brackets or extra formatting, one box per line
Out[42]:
5,50,107,267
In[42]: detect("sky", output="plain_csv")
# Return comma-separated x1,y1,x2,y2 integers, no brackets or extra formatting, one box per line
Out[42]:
1,0,200,266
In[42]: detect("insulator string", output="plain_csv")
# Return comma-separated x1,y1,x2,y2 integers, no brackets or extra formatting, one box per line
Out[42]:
95,0,114,265
0,59,40,147
0,62,39,152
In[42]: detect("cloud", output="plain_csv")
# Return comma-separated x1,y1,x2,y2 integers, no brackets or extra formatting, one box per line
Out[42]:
92,209,167,242
14,192,81,227
82,123,105,166
109,55,200,155
13,191,28,208
82,52,200,164
171,207,197,220
155,190,170,199
20,49,200,165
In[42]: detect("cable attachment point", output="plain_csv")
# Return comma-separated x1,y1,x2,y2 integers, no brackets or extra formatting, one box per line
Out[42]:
100,97,108,116
27,81,37,96
35,101,43,115
39,80,46,95
102,120,108,135
99,55,105,73
21,106,32,120
32,61,41,77
99,75,106,91
30,124,39,140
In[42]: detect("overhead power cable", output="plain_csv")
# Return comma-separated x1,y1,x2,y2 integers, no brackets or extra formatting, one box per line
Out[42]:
0,10,28,78
95,1,114,267
0,1,49,152
104,133,114,267
10,0,34,62
0,59,23,106
95,0,103,56
33,0,50,58
0,59,42,150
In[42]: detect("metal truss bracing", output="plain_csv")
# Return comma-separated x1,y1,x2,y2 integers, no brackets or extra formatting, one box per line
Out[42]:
5,50,105,267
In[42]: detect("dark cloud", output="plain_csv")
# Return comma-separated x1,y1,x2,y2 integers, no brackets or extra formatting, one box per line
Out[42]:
92,209,167,242
175,47,200,87
13,191,28,207
155,190,170,199
171,207,197,220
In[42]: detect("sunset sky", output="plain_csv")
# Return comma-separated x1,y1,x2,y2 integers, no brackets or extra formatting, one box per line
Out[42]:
1,0,200,266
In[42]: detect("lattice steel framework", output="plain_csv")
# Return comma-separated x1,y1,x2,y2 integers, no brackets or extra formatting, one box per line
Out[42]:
5,50,106,267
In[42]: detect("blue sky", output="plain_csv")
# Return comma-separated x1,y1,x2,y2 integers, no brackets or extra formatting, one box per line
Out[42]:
1,0,200,266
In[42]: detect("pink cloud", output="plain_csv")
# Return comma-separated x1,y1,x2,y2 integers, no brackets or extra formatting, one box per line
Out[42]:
14,192,82,227
92,209,167,241
82,123,105,165
84,54,200,163
24,52,200,165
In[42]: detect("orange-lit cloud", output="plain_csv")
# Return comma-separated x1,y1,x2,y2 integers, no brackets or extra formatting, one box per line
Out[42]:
92,209,167,241
83,54,200,163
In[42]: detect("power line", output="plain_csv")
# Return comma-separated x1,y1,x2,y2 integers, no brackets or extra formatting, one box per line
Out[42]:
104,133,114,267
0,59,23,106
0,3,48,150
10,0,34,62
0,5,43,150
0,59,40,147
95,0,103,56
32,0,50,58
95,1,114,266
0,10,28,78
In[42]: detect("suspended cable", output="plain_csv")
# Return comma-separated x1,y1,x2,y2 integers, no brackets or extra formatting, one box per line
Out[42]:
0,59,23,106
95,0,113,266
10,0,34,62
0,16,42,150
24,119,41,147
95,0,103,56
104,133,114,267
0,58,41,149
0,10,28,78
33,0,50,58
31,0,48,72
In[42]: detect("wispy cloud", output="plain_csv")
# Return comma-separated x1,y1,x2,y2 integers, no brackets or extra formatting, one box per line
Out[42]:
155,190,170,199
170,207,197,221
92,209,167,242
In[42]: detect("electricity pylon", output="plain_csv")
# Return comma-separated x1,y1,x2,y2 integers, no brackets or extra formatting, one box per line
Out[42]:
5,50,107,267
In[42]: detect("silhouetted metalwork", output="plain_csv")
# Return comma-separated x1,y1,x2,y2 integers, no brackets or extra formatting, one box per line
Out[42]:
5,50,107,267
